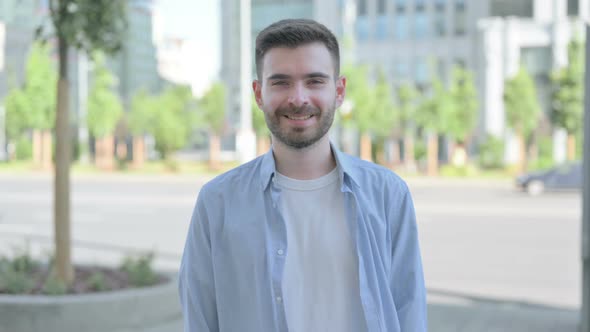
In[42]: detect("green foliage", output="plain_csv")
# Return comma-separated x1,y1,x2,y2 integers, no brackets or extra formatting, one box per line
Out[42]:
414,139,427,162
87,271,108,291
152,86,194,159
0,263,36,294
87,53,123,138
120,252,157,287
129,89,156,136
15,135,33,160
47,0,127,55
396,83,418,134
0,247,39,294
528,136,555,171
440,164,479,177
504,66,541,138
4,42,57,138
42,274,68,295
343,65,397,136
445,67,478,143
199,82,226,135
551,38,584,135
415,77,452,133
478,135,505,170
252,96,269,136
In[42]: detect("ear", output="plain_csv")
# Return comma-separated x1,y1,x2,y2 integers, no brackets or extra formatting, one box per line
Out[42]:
252,80,263,108
334,75,346,109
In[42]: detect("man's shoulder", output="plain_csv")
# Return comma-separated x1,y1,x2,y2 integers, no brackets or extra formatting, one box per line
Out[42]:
200,156,263,195
339,151,408,191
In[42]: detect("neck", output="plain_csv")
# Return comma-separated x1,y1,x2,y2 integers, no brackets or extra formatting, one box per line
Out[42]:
272,135,336,180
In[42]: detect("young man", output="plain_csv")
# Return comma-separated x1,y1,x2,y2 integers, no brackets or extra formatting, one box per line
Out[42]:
179,19,427,332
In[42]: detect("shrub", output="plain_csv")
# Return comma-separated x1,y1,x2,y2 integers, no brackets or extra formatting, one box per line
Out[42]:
120,252,157,287
478,135,504,170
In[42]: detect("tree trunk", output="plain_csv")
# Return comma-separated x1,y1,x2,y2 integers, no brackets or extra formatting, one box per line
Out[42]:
132,135,145,169
116,140,127,161
42,129,52,170
427,132,439,176
33,129,42,167
54,36,73,285
209,133,221,170
567,134,576,161
360,132,372,162
95,135,114,171
404,133,416,171
256,135,270,156
388,138,401,169
517,132,526,173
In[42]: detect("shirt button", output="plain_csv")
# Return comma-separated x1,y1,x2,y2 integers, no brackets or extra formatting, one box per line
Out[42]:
276,296,282,303
277,249,284,255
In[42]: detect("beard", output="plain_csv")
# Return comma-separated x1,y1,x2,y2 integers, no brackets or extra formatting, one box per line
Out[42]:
264,102,335,149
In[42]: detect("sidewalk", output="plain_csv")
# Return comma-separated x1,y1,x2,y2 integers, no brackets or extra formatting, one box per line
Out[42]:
427,291,579,332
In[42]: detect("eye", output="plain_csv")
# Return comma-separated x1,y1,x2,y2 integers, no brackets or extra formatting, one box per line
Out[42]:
271,81,288,86
308,79,325,85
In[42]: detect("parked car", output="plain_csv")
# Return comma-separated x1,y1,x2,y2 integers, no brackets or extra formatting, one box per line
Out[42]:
515,161,583,196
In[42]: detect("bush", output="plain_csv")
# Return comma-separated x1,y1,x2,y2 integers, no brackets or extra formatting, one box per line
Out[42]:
0,261,36,294
120,252,157,287
88,271,108,292
478,135,504,170
528,136,554,171
414,139,427,163
440,164,479,177
42,274,67,295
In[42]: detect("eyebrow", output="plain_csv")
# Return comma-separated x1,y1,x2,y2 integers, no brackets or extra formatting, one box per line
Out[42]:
266,72,331,81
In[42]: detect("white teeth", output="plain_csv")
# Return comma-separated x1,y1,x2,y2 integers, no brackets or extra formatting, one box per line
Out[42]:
286,115,312,120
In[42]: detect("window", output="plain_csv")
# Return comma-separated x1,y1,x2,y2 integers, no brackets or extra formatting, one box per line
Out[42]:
568,0,579,16
453,0,466,36
415,58,428,83
356,16,369,41
434,0,446,11
394,14,409,40
394,60,410,79
396,0,406,12
490,0,533,18
357,0,367,16
377,0,387,15
434,12,446,37
414,12,429,39
415,0,426,11
376,15,389,40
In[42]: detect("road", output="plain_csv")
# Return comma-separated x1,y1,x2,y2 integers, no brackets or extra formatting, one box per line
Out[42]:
0,173,582,331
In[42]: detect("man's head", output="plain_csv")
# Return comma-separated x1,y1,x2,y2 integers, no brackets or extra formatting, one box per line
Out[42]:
255,19,341,80
252,19,346,150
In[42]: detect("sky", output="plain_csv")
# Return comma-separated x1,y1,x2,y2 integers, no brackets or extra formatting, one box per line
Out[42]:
154,0,220,96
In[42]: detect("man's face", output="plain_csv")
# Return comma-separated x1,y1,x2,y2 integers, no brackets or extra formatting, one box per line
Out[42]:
253,42,346,149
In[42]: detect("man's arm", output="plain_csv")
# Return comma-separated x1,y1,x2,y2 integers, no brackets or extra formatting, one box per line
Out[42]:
388,181,427,331
178,188,219,332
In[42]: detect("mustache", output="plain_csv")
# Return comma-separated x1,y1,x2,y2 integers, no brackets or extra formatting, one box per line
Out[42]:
276,105,319,116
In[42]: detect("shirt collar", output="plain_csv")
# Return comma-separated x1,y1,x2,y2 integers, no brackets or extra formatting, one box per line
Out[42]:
259,142,361,191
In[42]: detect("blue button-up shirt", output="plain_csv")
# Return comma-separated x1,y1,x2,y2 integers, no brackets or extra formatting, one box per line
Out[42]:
178,146,427,332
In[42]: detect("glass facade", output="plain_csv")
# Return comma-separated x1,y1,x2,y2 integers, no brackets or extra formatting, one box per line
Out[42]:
414,12,429,39
453,0,466,36
490,0,533,18
356,16,370,41
394,14,409,40
376,15,389,40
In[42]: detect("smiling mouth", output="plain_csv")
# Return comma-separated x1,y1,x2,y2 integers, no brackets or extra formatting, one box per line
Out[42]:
284,114,313,120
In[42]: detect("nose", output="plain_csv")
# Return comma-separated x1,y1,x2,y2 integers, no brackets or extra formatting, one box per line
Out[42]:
287,82,309,108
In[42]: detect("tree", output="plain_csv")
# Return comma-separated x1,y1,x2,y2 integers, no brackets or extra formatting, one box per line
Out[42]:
199,82,226,170
415,77,452,175
45,0,127,285
504,66,541,172
129,89,157,169
551,37,584,161
151,86,193,162
87,53,123,170
4,42,57,167
397,83,419,169
445,66,479,166
371,71,398,164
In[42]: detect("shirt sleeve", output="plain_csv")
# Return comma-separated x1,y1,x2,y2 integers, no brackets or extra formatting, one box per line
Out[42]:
389,181,428,331
178,187,219,332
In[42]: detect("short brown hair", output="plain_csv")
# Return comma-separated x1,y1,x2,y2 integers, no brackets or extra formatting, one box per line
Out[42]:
255,19,340,80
